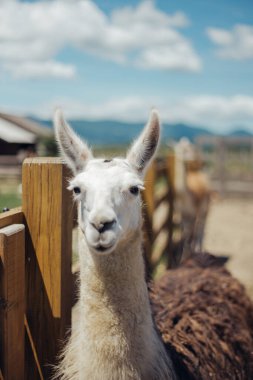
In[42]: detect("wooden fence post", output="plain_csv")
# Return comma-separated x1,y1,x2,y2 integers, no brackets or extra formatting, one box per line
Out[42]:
142,163,156,273
167,154,176,192
143,162,156,219
0,224,25,380
217,138,226,196
22,158,73,379
166,154,176,268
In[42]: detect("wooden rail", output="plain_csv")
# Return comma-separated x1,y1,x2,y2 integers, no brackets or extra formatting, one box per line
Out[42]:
0,208,23,229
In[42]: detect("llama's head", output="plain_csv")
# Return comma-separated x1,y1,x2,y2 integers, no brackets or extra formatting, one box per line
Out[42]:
54,109,160,255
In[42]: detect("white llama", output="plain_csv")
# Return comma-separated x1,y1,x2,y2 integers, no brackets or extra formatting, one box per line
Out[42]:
54,109,177,380
174,138,211,258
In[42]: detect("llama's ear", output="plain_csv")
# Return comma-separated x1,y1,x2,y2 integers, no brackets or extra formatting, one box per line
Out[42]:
53,108,93,174
126,109,160,176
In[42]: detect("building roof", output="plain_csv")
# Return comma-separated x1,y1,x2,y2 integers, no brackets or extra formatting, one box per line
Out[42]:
0,112,52,144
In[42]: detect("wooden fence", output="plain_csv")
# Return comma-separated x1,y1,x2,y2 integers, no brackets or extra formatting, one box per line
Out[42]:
196,136,253,196
142,155,176,272
0,156,176,379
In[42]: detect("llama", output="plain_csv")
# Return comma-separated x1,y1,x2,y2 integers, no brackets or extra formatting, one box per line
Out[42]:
54,109,177,380
174,138,211,260
54,109,253,380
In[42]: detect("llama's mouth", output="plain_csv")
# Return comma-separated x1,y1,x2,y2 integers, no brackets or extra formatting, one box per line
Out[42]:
91,243,116,254
96,245,110,252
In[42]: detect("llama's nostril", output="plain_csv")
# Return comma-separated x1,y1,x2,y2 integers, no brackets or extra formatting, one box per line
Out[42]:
91,222,98,231
91,219,116,233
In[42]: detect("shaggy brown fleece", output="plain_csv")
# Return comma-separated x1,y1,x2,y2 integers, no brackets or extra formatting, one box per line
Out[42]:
149,252,253,380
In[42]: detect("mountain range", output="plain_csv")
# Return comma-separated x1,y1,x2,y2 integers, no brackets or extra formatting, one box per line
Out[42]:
32,117,253,146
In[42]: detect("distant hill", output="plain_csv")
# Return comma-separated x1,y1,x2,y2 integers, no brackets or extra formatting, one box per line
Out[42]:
228,129,253,137
30,117,252,146
163,123,214,141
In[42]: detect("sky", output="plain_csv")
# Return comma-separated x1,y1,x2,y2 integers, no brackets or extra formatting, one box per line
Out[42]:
0,0,253,132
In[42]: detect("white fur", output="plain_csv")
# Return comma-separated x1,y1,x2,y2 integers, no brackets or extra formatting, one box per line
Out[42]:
54,110,177,380
174,138,211,256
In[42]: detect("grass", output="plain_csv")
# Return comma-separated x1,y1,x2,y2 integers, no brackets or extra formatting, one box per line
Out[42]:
0,176,21,213
0,192,21,212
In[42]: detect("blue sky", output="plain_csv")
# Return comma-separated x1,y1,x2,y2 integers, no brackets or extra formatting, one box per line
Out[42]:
1,0,253,132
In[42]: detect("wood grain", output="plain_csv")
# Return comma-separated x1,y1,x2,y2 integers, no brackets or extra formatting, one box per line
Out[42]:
22,157,73,379
0,208,23,229
0,224,25,380
166,154,176,268
167,154,176,192
143,163,156,219
142,163,156,272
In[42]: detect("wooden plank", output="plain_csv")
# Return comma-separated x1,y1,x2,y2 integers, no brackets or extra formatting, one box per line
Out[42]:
153,217,170,241
0,224,25,380
166,154,176,268
24,317,43,380
151,231,169,267
22,157,73,379
155,163,167,177
155,191,169,209
217,139,226,195
143,162,156,218
167,154,176,191
0,208,23,229
142,163,156,273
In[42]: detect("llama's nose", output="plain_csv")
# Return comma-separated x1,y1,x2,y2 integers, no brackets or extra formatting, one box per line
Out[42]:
89,208,117,234
91,219,116,233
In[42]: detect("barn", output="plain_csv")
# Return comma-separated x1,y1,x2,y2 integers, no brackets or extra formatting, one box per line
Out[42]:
0,112,51,175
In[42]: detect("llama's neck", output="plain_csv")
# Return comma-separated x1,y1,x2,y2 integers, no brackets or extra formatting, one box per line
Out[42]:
79,229,147,311
75,227,176,380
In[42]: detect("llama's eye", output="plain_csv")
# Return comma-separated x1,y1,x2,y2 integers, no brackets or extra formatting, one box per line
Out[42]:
73,187,81,194
129,186,139,195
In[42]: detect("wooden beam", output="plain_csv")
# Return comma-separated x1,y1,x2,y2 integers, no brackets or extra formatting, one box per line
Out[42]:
167,154,176,192
143,162,156,219
0,208,23,229
22,157,73,379
166,154,176,268
0,224,25,380
142,163,156,273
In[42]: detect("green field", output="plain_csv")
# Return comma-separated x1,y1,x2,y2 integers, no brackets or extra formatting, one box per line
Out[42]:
0,177,21,213
0,192,21,212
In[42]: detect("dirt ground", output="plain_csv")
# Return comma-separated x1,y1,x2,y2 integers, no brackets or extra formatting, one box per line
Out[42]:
203,197,253,299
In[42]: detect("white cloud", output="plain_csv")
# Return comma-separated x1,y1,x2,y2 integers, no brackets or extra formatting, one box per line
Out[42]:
111,3,189,29
4,60,76,79
29,96,155,122
19,94,253,132
163,95,253,130
136,44,201,72
207,24,253,60
0,0,201,78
